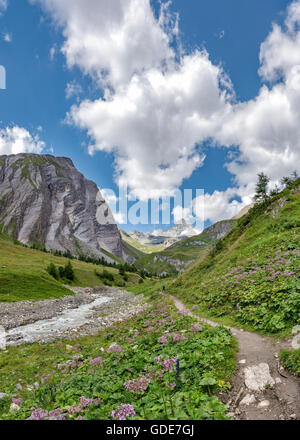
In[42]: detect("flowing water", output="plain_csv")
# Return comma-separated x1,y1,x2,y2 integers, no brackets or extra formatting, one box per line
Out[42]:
6,295,112,345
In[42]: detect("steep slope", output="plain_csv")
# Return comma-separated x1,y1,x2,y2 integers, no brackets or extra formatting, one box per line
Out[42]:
0,154,127,262
169,180,300,334
133,219,236,275
0,231,140,302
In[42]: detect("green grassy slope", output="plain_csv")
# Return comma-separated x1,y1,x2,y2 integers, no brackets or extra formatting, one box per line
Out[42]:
168,181,300,334
0,233,140,302
120,230,166,254
132,220,236,276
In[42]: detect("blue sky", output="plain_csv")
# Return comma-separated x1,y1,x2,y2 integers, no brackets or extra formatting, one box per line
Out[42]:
0,0,299,233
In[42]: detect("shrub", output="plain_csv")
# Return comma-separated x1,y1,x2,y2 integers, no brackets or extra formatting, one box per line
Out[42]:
64,261,75,281
96,269,114,282
46,263,59,280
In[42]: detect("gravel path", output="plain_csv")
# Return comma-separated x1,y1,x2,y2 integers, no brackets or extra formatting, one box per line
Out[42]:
0,287,149,345
171,295,300,421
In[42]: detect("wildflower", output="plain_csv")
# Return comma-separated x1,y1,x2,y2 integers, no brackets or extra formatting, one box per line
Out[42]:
146,326,156,333
124,376,150,394
107,344,124,353
155,355,179,371
192,305,199,310
171,333,187,342
27,408,65,421
12,398,22,405
89,357,103,366
190,323,203,332
111,404,136,421
158,336,168,344
80,396,100,407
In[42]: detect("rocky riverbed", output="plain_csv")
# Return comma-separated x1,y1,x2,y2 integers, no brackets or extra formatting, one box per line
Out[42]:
0,287,149,345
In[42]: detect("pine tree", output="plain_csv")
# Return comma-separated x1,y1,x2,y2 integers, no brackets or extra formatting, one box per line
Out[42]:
46,263,59,280
64,261,74,281
254,172,270,203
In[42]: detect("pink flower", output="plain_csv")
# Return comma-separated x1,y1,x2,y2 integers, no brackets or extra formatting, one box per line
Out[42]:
158,336,169,344
112,404,136,421
89,357,103,366
107,344,124,353
124,376,150,394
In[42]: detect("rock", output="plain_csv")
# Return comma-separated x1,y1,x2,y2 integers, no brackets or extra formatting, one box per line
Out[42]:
289,414,296,420
10,403,20,412
275,377,282,384
257,400,270,408
235,409,241,415
244,363,275,392
0,153,129,262
240,394,256,406
227,412,235,418
239,359,247,364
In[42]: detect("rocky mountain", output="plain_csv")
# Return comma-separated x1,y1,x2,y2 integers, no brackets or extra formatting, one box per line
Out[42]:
0,153,129,262
127,219,199,247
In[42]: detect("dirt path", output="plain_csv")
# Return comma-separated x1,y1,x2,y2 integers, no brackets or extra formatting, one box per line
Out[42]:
170,295,300,421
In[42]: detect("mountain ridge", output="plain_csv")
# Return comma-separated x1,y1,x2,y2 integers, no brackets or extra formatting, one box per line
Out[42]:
0,153,129,262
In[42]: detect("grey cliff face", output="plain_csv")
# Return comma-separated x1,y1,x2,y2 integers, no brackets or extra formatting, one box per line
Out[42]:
0,153,126,261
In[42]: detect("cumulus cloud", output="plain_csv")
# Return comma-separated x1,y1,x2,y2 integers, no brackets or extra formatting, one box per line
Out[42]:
31,0,300,222
65,80,82,99
193,185,254,223
0,126,45,155
259,0,300,82
69,51,232,199
31,0,177,89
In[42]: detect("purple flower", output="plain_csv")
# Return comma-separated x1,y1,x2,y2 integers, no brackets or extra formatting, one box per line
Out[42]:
107,344,124,353
89,357,103,366
124,376,150,394
111,404,136,421
158,335,169,344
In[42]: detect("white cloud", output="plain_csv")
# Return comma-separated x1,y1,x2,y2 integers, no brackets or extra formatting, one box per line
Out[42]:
31,0,300,223
0,126,45,155
216,68,300,188
65,80,82,99
3,32,12,42
0,0,7,16
49,45,56,60
193,185,254,223
69,51,232,199
172,205,193,224
259,0,300,82
31,0,178,89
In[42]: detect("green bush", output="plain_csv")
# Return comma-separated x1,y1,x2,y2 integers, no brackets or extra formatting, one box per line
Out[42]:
280,349,300,376
63,261,75,281
96,269,114,282
46,263,59,280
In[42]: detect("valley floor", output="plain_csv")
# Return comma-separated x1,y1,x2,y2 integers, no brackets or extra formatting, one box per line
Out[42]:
0,287,299,420
0,287,148,345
